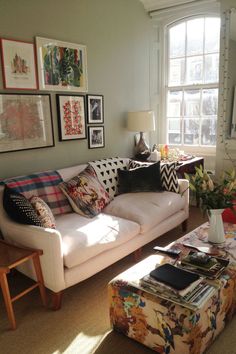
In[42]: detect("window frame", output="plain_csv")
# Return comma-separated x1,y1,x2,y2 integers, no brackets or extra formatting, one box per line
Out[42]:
162,14,221,156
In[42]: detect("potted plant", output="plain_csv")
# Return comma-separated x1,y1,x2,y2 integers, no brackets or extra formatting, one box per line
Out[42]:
185,166,236,243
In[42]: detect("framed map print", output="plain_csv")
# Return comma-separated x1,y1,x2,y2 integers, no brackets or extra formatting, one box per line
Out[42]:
56,94,86,141
0,38,38,90
0,94,54,153
36,37,88,92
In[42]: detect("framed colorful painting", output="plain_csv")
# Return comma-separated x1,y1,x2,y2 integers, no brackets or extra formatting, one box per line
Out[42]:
36,37,88,92
87,94,104,124
88,126,105,149
0,94,54,153
56,94,87,141
0,38,38,90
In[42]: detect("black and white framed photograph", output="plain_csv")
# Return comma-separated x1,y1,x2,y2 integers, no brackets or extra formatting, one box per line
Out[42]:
87,94,104,123
88,126,104,149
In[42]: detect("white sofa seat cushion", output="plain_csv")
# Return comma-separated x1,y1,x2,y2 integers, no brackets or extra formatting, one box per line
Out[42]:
55,212,140,268
103,191,185,234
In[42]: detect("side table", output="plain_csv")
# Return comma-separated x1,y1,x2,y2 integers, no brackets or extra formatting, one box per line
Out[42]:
0,240,47,330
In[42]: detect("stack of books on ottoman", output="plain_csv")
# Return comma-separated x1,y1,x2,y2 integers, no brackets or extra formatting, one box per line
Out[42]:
140,263,219,310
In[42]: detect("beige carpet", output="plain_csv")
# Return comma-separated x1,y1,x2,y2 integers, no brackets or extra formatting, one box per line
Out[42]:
0,207,236,354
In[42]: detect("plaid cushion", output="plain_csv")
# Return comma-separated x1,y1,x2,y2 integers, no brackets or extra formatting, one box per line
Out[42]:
4,171,72,216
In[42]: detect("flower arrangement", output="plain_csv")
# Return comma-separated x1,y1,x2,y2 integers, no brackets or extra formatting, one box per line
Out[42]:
184,166,236,215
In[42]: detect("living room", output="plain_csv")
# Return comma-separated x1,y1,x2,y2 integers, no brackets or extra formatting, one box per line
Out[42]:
0,0,236,353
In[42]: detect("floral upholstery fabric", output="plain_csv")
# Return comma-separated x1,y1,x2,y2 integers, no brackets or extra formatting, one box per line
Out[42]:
109,223,236,354
59,166,112,218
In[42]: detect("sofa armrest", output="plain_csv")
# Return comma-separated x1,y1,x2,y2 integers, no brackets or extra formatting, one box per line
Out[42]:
0,201,65,292
178,179,189,216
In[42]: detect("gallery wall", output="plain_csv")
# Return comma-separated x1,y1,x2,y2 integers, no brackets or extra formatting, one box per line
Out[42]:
0,0,151,178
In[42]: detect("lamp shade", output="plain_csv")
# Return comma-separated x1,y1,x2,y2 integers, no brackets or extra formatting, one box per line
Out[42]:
127,111,155,132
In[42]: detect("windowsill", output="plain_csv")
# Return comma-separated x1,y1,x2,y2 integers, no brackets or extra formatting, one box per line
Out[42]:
169,145,216,157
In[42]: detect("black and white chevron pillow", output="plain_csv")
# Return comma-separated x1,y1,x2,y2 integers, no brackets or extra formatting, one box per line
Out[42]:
160,162,179,193
128,160,179,193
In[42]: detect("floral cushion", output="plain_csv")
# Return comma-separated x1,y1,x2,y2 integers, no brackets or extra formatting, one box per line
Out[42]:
59,166,112,218
30,196,56,229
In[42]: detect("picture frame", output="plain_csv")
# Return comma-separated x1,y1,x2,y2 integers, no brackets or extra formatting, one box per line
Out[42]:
0,38,38,90
0,94,54,153
88,126,105,149
56,94,87,141
36,37,88,92
87,94,104,124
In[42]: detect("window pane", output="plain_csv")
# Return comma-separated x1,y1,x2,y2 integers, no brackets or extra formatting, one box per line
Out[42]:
169,22,186,58
187,18,204,55
202,89,218,115
169,58,185,86
204,54,219,83
186,56,203,84
201,117,217,145
184,119,199,145
184,90,200,117
168,118,181,131
167,91,182,117
168,133,181,144
205,18,220,53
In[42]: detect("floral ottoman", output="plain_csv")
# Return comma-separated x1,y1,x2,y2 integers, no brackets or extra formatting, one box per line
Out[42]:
108,223,236,354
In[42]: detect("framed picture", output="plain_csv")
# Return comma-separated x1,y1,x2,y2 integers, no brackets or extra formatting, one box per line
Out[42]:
88,126,105,149
0,38,38,90
87,94,104,123
0,94,54,153
36,37,88,92
56,94,86,141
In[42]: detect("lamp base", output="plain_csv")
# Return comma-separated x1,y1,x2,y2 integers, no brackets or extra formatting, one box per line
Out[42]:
135,132,151,161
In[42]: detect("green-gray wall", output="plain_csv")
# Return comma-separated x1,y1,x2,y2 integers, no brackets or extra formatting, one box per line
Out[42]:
0,0,151,178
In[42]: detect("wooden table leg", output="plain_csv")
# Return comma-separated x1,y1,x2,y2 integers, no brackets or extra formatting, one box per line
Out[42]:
32,254,47,307
0,273,16,330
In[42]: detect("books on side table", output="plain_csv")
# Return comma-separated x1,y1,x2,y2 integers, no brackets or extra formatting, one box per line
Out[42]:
139,263,220,310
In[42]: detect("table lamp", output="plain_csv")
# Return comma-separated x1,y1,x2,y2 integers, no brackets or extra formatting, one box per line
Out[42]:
127,110,155,160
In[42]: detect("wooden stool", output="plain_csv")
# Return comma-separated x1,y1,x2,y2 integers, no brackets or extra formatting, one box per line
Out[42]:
0,240,47,330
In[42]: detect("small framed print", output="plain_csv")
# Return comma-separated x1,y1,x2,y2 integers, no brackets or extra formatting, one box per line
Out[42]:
0,38,38,90
88,126,105,149
56,94,87,141
87,94,104,124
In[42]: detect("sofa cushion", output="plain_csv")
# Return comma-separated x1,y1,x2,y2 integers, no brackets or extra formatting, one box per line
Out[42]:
30,196,56,229
128,160,179,193
88,157,129,198
59,166,111,218
55,212,140,268
118,161,162,194
103,191,185,234
4,171,72,215
3,187,43,227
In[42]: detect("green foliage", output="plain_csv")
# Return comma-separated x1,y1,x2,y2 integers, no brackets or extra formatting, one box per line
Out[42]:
186,165,236,214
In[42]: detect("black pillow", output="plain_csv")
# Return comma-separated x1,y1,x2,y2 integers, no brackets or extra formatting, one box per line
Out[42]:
3,187,43,226
118,161,163,194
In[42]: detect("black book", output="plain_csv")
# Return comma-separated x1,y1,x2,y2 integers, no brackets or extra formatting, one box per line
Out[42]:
149,263,200,291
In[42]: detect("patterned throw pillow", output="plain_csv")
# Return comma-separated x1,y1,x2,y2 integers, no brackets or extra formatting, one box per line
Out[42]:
88,157,128,198
4,170,72,216
128,160,179,193
59,166,112,218
3,187,43,227
160,162,179,193
30,196,56,229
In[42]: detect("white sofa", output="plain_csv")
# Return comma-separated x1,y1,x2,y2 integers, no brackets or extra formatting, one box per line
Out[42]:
0,160,189,309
